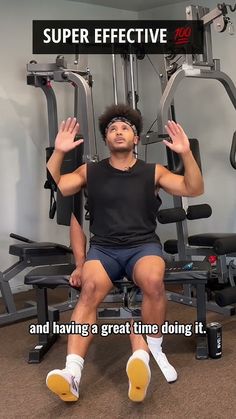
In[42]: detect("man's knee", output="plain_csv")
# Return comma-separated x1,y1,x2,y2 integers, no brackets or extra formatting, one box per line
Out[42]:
137,269,165,298
78,274,100,306
79,271,111,306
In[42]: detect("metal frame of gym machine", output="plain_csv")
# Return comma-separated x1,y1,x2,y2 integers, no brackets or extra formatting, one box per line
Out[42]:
0,55,97,326
26,56,99,294
141,3,236,315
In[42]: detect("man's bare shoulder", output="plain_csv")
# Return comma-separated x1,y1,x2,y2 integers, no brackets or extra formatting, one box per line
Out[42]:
74,163,87,174
155,164,168,184
74,163,87,171
74,163,87,184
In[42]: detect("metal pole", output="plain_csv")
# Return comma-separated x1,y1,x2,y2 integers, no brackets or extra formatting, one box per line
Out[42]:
129,53,136,109
112,54,118,104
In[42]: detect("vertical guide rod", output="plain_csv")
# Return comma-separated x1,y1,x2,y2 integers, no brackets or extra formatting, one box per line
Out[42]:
112,54,118,105
129,52,138,155
129,53,136,109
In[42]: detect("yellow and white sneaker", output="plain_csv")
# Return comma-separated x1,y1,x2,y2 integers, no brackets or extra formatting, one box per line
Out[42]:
126,354,151,402
46,369,79,402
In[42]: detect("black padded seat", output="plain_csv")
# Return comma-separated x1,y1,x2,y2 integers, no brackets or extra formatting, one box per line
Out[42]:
25,264,75,287
188,233,236,247
25,261,210,287
9,242,72,257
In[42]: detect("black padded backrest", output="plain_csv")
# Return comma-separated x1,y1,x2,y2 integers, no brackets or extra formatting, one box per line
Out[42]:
166,138,202,175
56,143,84,226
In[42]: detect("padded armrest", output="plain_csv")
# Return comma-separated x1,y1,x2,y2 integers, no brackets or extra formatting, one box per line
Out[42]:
25,264,76,288
10,242,73,257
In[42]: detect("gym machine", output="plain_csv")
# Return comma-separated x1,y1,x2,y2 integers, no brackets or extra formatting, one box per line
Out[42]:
140,3,236,315
0,55,97,326
26,54,98,224
0,233,73,326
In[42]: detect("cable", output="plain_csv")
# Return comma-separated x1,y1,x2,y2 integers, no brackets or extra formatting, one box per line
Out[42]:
89,78,98,157
218,3,236,13
147,118,158,133
229,4,236,12
144,118,158,162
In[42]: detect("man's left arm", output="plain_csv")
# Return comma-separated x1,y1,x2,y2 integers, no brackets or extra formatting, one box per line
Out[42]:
156,121,204,197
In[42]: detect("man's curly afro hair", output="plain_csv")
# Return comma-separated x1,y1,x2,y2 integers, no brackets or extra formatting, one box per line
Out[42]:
99,103,143,140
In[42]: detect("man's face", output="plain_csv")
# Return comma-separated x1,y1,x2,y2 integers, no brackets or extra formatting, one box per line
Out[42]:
105,121,138,152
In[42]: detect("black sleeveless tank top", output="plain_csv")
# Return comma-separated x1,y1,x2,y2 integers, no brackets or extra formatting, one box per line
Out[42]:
86,158,162,246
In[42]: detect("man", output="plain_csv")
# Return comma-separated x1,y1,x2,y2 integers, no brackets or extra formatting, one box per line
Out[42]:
46,104,204,402
69,212,154,403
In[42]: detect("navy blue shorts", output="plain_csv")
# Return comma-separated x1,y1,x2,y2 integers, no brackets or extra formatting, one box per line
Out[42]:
86,243,163,282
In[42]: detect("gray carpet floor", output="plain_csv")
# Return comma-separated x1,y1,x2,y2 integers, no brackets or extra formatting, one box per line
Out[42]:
1,289,236,419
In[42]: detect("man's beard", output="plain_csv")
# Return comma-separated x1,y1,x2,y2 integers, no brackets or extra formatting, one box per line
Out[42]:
109,143,133,153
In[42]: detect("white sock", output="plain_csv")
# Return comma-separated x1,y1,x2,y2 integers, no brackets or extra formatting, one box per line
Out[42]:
146,336,177,383
65,354,84,381
129,349,150,365
146,336,163,354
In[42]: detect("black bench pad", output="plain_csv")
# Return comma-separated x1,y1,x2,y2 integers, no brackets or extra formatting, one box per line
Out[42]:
25,261,209,287
10,242,72,257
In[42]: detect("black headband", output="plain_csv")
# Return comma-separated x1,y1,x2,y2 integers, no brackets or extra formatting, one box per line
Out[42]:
105,117,138,136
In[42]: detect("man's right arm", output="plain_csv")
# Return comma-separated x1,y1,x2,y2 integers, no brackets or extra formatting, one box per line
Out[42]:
47,117,86,196
69,213,86,287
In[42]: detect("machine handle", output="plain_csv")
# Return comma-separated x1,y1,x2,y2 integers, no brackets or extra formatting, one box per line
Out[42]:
230,131,236,169
9,233,34,243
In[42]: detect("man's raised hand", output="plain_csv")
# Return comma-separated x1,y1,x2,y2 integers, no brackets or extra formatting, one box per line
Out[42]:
163,120,190,155
55,117,84,153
